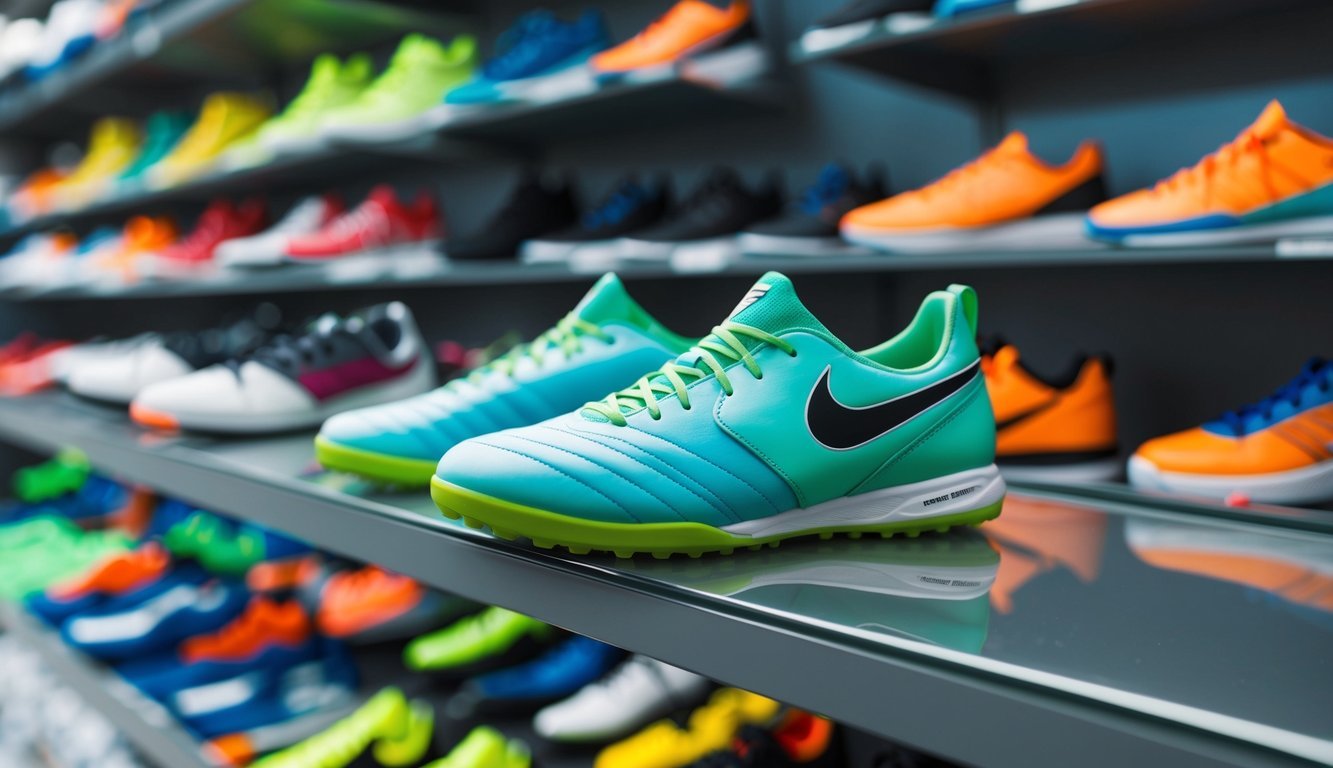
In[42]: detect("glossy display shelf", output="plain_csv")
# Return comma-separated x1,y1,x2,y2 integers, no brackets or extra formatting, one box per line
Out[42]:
0,0,473,137
0,602,211,768
0,391,1329,768
0,241,1326,302
791,0,1326,101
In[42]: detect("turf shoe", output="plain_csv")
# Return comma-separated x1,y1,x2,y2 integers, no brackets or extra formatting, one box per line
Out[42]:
403,607,553,675
445,10,608,106
739,163,886,257
1128,358,1333,504
841,132,1104,252
591,1,754,81
130,302,435,434
1087,101,1333,246
453,635,623,714
315,273,693,486
118,597,318,700
62,578,249,660
317,565,476,644
595,688,779,768
247,686,432,768
116,110,191,191
257,53,373,155
432,272,1004,557
535,655,711,744
982,340,1119,482
285,186,439,261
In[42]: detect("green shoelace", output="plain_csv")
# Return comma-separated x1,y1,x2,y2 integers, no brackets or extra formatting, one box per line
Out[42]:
586,321,794,426
453,315,611,386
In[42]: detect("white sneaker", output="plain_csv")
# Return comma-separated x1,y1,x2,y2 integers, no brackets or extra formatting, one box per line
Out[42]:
130,302,435,433
0,18,44,80
216,194,344,269
533,655,711,743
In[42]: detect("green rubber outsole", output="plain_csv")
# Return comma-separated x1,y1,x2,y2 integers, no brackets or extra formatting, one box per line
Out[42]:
431,476,1004,559
314,436,438,487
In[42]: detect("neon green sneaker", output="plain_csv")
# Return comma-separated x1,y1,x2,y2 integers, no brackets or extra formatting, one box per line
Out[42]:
432,272,1005,558
12,448,89,503
320,34,477,143
258,52,373,155
0,527,132,600
424,727,530,768
251,687,434,768
403,607,551,672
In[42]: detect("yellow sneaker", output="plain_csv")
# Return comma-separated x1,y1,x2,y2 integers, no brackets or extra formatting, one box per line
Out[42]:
148,92,271,189
595,688,779,768
54,117,142,209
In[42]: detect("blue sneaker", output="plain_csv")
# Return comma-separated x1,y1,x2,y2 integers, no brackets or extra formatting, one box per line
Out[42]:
173,640,358,739
458,635,624,713
445,10,608,106
933,0,1011,18
118,598,321,701
62,578,249,660
315,273,694,486
0,474,127,527
26,555,209,626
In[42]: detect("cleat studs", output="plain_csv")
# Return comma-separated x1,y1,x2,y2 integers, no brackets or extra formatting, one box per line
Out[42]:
614,549,636,559
491,528,516,540
532,539,555,549
748,544,763,551
718,547,734,556
440,509,461,520
568,545,591,555
651,551,672,560
819,532,833,541
461,515,484,529
848,532,863,540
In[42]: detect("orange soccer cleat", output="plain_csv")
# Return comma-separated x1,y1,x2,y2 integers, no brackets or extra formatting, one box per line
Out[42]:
1088,101,1333,247
982,340,1119,482
841,132,1104,252
591,1,753,80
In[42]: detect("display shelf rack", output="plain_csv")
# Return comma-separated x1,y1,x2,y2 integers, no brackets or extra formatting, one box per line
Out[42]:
2,241,1328,302
0,391,1329,768
0,602,211,768
791,0,1325,101
0,0,474,137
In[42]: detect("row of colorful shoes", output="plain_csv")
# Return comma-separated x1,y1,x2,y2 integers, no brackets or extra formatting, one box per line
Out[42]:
9,269,1331,522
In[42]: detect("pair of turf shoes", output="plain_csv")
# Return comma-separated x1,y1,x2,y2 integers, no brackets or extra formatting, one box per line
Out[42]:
316,270,1007,557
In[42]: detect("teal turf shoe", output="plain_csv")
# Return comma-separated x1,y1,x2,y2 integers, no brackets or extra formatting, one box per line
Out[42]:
116,110,191,191
316,273,694,486
432,272,1004,557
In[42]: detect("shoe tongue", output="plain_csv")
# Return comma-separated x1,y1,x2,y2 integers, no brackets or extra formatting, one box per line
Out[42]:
725,272,830,337
572,273,641,327
1249,100,1289,139
994,131,1030,156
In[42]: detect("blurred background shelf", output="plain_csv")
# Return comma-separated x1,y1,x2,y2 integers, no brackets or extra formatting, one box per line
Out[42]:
792,0,1333,102
0,0,476,138
0,602,212,768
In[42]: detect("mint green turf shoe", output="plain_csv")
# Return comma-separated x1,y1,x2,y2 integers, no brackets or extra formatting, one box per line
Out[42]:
432,272,1005,557
316,273,694,486
320,34,477,143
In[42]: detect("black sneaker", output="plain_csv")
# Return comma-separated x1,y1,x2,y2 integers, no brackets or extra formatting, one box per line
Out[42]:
618,168,782,261
813,0,934,30
520,175,674,265
444,173,580,262
740,163,886,257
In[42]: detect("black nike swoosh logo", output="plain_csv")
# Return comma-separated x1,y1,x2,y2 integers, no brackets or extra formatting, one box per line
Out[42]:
994,397,1059,432
805,361,980,451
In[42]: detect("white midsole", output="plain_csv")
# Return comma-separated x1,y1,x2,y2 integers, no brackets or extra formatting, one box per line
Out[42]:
1127,455,1333,505
1111,215,1333,247
842,213,1089,253
166,363,434,434
1000,456,1121,484
723,465,1005,539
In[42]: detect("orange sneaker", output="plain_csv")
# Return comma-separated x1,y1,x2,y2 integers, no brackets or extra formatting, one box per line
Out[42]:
982,340,1119,482
181,597,311,663
90,214,178,284
1129,358,1333,505
1088,101,1333,247
47,542,171,601
591,0,753,80
318,565,469,643
841,132,1104,252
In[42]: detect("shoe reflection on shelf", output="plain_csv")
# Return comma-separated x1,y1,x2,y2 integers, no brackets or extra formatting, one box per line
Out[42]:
982,495,1107,615
626,531,1000,655
1125,518,1333,622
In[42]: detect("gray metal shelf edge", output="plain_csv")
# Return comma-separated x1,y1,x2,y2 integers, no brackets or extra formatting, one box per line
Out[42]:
0,602,210,768
1,242,1326,302
0,393,1327,768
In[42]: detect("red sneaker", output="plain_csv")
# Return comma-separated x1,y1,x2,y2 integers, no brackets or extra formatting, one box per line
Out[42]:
153,198,268,278
285,185,440,261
